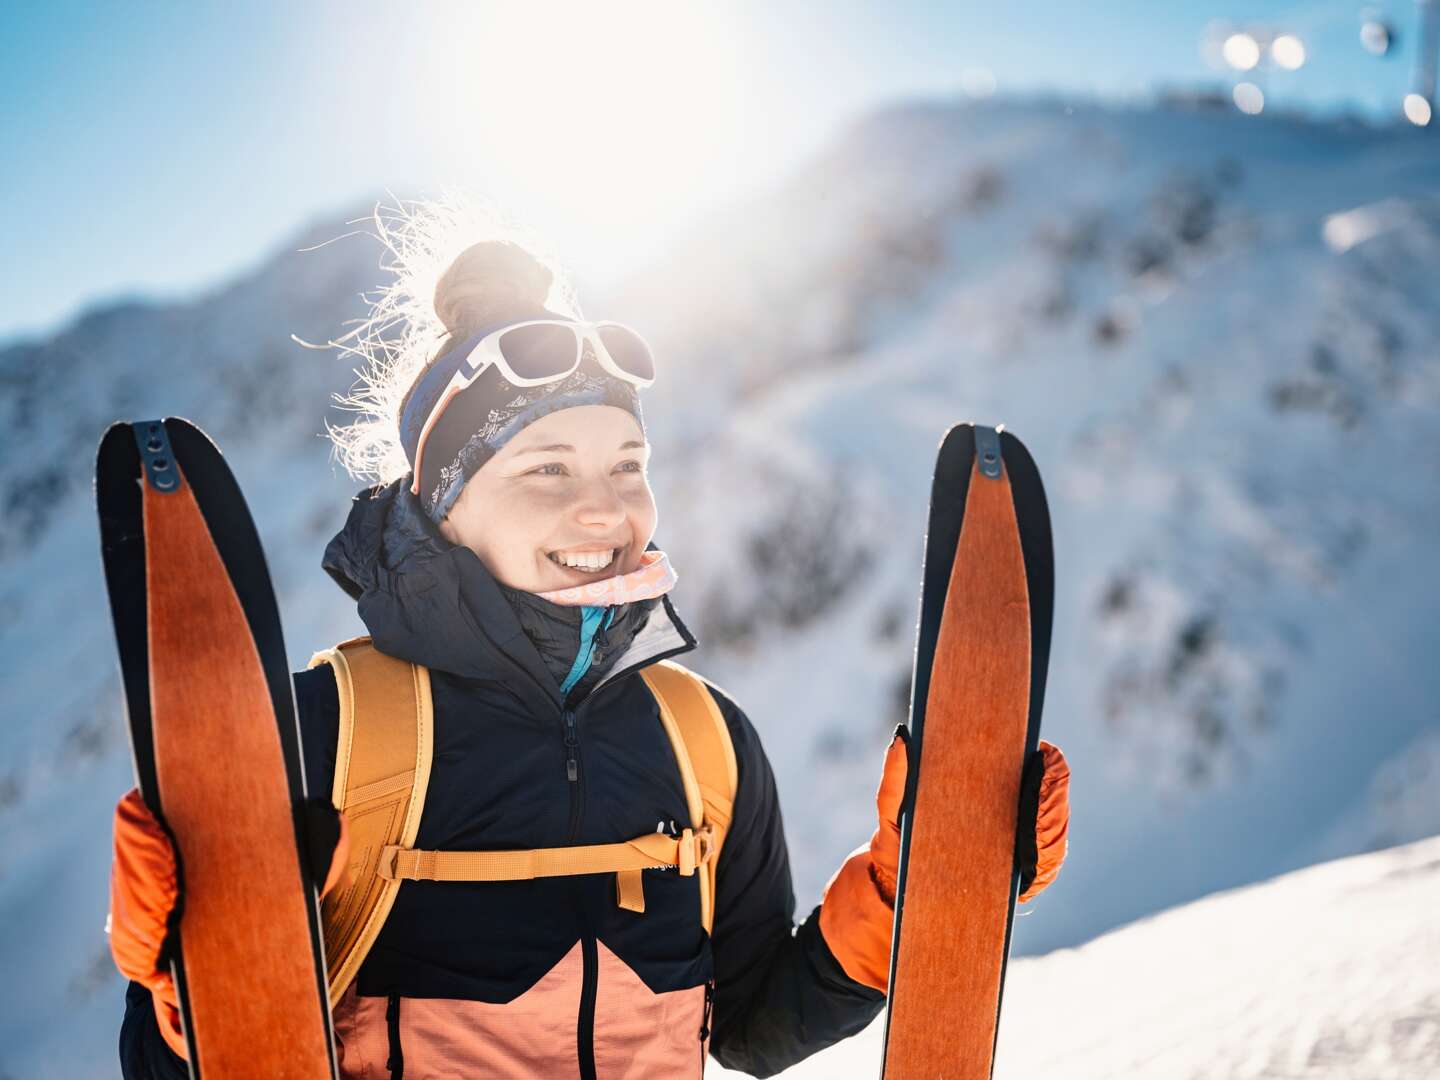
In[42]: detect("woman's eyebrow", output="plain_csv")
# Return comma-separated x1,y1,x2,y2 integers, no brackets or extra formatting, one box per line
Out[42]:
513,443,576,455
513,440,647,456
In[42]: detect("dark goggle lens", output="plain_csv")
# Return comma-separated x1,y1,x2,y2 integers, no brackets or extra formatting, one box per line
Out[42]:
498,323,580,380
596,325,655,382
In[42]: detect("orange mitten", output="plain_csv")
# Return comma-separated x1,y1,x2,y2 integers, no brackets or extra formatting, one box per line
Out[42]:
818,725,909,991
1016,740,1070,902
107,787,350,1059
109,788,188,1058
818,731,1072,992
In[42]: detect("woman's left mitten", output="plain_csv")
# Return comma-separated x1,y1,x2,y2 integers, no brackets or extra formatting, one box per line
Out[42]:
1014,740,1071,903
818,724,910,991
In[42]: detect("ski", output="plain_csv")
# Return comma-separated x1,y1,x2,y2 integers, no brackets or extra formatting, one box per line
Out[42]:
881,423,1054,1078
96,417,337,1079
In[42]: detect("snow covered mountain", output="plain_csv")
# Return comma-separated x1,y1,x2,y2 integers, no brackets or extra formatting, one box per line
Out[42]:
2,94,1438,1076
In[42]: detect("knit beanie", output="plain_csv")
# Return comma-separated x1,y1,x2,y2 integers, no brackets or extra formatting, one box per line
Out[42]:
397,243,646,524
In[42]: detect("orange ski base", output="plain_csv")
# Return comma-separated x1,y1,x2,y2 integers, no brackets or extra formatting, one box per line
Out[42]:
883,455,1032,1079
144,462,333,1077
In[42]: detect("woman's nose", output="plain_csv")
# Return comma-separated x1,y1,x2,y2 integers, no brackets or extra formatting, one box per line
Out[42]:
574,476,627,529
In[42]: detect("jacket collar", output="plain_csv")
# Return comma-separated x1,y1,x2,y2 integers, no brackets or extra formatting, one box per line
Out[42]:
321,479,696,714
495,580,656,703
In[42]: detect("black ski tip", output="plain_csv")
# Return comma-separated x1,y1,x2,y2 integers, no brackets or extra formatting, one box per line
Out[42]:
95,416,214,486
996,430,1048,502
936,421,977,455
160,416,221,453
97,419,135,447
95,419,157,809
95,421,138,481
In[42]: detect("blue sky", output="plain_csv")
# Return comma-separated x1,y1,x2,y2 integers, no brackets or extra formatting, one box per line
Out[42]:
1,0,1425,342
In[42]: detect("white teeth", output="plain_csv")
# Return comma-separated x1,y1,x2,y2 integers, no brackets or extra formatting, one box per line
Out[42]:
550,548,616,571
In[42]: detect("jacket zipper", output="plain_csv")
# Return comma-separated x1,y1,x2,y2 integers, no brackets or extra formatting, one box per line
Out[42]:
563,638,694,1075
699,977,715,1067
550,616,697,1076
559,635,693,845
385,992,405,1079
578,934,599,1080
563,707,583,841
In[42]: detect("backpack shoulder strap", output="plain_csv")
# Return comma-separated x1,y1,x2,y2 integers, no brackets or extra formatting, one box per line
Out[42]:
638,659,738,935
307,635,433,1005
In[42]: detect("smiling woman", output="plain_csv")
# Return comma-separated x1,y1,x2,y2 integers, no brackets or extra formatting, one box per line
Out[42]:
107,193,1069,1080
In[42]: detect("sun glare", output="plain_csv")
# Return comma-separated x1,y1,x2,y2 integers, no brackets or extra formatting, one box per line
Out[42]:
416,3,745,270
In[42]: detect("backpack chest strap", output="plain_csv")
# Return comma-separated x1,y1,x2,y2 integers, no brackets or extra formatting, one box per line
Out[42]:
377,826,717,914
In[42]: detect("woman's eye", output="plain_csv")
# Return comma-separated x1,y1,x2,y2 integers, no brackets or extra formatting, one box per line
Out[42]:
615,460,644,473
533,463,568,477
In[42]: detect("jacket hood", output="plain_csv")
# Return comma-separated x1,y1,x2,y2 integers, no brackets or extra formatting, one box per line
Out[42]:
320,478,694,713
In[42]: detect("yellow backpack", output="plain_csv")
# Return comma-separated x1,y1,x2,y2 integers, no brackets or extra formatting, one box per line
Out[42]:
307,635,738,1005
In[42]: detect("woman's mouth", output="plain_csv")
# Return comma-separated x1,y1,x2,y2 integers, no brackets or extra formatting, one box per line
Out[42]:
547,547,619,574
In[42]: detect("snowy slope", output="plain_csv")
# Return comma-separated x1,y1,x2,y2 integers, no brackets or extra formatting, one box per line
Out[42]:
712,833,1440,1079
2,94,1439,1075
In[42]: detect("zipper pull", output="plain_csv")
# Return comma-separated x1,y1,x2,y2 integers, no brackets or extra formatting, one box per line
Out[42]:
564,709,579,782
699,977,715,1043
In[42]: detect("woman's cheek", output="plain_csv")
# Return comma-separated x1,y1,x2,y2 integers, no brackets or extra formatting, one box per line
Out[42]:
625,481,658,541
619,472,653,503
513,478,582,509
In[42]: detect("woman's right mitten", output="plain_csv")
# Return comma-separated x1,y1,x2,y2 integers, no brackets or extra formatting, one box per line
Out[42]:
108,788,351,1061
108,787,188,1059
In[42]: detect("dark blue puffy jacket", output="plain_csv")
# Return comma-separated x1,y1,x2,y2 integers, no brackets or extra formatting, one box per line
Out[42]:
120,478,883,1079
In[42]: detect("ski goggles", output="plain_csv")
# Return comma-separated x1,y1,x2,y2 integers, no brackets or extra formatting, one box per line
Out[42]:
406,318,656,497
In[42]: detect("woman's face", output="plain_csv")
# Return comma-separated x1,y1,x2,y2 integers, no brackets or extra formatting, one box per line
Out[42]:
437,405,657,593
